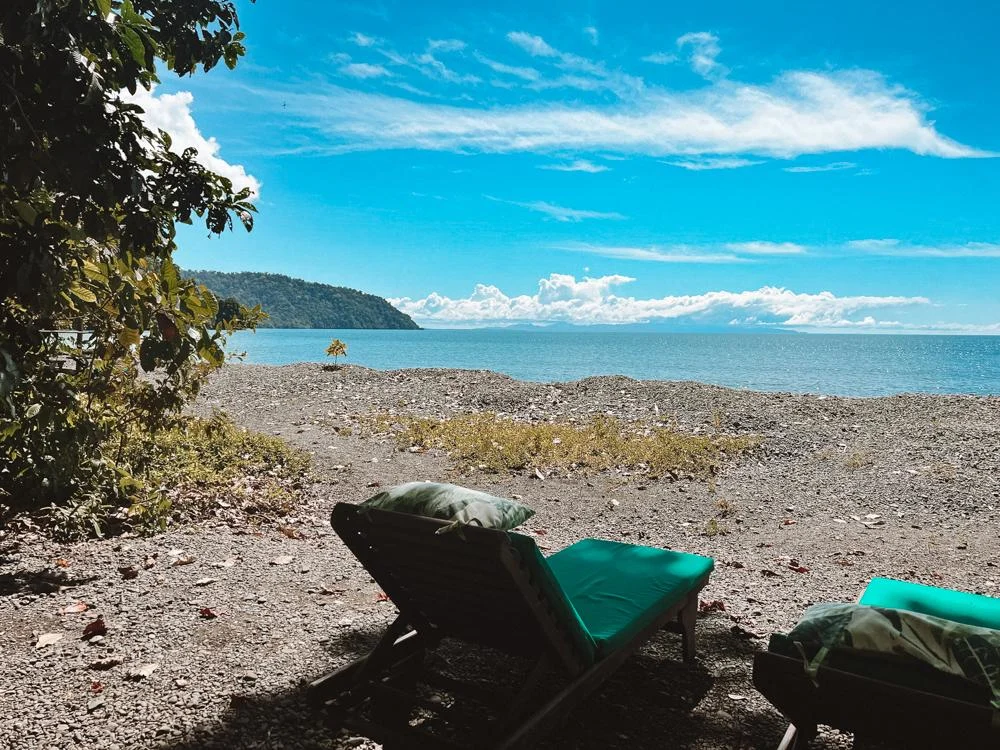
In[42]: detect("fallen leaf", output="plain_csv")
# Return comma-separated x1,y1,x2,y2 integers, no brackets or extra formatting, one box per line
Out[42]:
365,481,381,488
171,555,196,567
728,694,748,701
54,558,71,568
374,591,390,603
278,525,302,540
534,468,545,481
789,565,810,574
781,519,797,526
126,663,159,680
699,599,726,614
534,529,548,536
724,560,745,569
760,569,783,578
61,601,89,614
90,681,104,693
118,566,139,580
271,555,294,566
82,616,107,640
193,577,217,587
35,633,64,649
199,608,218,619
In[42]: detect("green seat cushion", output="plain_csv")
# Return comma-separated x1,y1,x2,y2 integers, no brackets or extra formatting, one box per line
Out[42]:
507,533,597,668
545,538,714,657
360,481,534,531
860,577,1000,631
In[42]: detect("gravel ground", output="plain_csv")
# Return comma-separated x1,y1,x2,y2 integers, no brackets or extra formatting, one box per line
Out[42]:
3,363,999,750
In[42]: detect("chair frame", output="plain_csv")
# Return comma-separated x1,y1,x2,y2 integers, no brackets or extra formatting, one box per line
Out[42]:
308,503,710,749
753,649,1000,750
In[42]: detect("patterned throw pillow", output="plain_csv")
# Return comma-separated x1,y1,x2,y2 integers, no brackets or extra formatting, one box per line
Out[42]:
360,481,535,531
784,602,1000,708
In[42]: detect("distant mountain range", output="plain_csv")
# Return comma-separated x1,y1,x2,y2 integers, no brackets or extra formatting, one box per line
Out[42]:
186,270,420,330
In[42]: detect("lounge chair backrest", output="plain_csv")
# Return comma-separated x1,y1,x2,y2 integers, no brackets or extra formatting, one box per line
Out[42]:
331,503,596,675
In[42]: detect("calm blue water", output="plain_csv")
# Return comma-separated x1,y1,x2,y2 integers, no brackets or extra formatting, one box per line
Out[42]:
225,329,1000,396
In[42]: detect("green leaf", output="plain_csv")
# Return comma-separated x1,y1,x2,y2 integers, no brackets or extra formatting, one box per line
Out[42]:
69,283,98,304
13,201,37,225
118,328,141,347
93,0,112,17
120,26,146,66
25,404,41,419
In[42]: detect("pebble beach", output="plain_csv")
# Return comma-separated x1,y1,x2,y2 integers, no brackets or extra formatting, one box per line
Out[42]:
2,363,999,750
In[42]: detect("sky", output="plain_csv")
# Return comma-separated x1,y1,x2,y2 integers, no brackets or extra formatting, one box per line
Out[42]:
150,0,1000,332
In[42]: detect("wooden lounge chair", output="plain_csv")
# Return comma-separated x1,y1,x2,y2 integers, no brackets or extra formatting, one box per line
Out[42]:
753,577,1000,749
308,502,714,749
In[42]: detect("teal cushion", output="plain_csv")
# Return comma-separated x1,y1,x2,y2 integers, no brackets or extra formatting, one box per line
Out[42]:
507,533,597,668
860,578,1000,631
546,538,714,657
361,482,535,531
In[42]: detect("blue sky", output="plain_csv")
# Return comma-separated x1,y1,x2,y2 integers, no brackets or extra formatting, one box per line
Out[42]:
148,0,1000,331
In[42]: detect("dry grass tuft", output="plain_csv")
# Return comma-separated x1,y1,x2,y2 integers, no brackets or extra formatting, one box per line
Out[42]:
367,412,759,479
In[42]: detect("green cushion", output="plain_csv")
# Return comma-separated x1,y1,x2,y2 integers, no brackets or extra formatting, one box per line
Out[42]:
361,481,534,531
860,577,1000,631
546,538,714,657
507,533,597,668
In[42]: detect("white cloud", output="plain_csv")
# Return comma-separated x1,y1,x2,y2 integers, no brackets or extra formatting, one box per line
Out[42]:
474,52,540,81
122,86,259,196
428,38,466,52
390,273,929,327
539,159,609,173
486,196,625,222
725,241,807,255
558,243,747,263
848,239,1000,257
584,26,599,45
507,31,558,57
664,157,764,170
507,30,644,96
340,62,391,79
416,53,481,84
642,52,678,65
349,32,379,47
783,161,857,173
268,66,988,159
677,31,727,79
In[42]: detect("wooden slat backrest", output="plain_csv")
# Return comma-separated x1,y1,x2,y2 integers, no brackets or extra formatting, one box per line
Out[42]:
331,503,589,674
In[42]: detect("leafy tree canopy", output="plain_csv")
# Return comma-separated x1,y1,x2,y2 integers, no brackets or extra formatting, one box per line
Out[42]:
1,0,260,531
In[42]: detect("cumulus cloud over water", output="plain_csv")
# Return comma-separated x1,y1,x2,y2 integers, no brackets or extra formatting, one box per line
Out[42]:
390,274,929,328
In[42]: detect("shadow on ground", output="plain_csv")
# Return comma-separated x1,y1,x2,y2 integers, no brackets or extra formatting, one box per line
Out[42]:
158,616,805,750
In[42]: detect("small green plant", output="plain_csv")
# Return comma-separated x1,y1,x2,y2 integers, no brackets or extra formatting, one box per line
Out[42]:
715,497,736,518
325,338,348,364
704,518,727,537
844,450,874,470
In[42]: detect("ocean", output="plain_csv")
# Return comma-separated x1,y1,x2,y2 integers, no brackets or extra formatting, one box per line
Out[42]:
224,328,1000,397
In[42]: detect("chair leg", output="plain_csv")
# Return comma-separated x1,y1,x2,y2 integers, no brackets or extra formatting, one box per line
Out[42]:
679,593,698,662
777,722,818,750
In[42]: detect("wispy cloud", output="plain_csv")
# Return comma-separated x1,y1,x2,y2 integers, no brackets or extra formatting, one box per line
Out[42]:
427,38,466,52
390,273,929,327
349,32,379,47
642,51,678,65
677,31,727,79
416,53,481,84
664,157,764,170
848,239,1000,257
725,241,807,255
583,26,599,45
558,243,747,263
486,196,625,222
507,31,558,57
340,62,391,79
783,161,857,173
506,30,644,96
473,52,540,81
539,159,609,173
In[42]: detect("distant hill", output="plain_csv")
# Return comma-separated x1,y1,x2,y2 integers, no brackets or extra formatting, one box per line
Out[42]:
186,270,420,330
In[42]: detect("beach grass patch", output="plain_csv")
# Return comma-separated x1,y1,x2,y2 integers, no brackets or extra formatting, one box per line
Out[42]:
368,412,759,479
123,412,311,529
